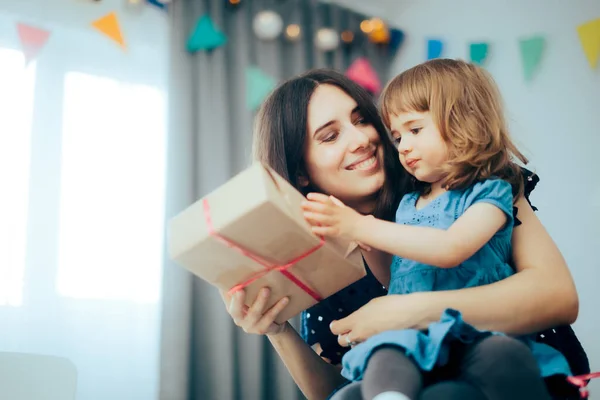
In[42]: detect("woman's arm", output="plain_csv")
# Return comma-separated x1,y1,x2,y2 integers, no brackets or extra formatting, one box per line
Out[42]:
267,326,346,400
331,197,579,342
225,289,345,400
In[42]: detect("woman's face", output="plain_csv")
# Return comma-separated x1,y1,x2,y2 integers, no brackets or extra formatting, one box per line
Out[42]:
303,84,385,211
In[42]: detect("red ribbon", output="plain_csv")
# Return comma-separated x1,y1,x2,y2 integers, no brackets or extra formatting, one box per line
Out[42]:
202,198,324,301
567,372,600,398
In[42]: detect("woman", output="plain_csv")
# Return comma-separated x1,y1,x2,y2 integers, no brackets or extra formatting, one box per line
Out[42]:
224,69,588,399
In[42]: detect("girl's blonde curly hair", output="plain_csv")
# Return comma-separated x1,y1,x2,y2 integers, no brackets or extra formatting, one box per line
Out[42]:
380,58,527,200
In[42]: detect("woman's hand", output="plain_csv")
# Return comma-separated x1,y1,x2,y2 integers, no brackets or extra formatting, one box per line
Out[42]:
329,294,426,347
223,287,290,336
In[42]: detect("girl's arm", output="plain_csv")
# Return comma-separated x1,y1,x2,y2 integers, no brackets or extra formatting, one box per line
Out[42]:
303,189,509,269
330,197,578,341
408,196,578,333
225,289,345,400
351,203,506,268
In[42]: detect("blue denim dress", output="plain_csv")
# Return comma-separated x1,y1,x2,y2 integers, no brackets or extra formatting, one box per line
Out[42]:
340,179,572,382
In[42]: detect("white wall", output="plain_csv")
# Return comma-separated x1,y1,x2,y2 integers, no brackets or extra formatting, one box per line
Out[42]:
381,0,600,393
0,0,169,399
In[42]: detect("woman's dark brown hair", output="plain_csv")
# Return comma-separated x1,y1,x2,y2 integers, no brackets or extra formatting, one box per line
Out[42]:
252,69,406,221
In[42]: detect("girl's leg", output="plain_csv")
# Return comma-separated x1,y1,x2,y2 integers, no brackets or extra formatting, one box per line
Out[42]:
419,381,487,400
328,381,362,400
457,336,552,400
361,347,423,400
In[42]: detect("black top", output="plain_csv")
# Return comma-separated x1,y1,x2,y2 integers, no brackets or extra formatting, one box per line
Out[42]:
300,169,589,384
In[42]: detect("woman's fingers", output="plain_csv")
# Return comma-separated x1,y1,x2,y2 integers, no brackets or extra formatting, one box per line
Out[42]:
244,288,271,327
256,296,290,334
229,290,247,325
337,331,358,347
226,287,289,335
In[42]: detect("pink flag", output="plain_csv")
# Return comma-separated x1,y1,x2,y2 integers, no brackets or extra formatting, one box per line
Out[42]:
346,58,381,94
17,23,51,64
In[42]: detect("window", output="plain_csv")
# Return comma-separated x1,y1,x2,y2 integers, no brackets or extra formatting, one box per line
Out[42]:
56,72,166,304
0,48,36,307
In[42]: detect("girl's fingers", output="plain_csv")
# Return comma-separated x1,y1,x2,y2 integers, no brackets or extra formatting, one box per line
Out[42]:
303,212,331,226
306,192,331,203
311,226,337,237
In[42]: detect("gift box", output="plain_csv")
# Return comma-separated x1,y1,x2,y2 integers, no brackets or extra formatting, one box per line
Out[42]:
167,163,366,324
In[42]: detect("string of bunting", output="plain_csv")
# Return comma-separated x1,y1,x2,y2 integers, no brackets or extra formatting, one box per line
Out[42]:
7,0,600,113
188,9,598,108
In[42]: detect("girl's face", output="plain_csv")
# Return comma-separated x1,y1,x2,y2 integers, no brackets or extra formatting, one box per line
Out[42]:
388,111,448,185
302,84,385,212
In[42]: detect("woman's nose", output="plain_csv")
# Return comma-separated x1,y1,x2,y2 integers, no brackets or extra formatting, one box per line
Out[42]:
347,125,370,151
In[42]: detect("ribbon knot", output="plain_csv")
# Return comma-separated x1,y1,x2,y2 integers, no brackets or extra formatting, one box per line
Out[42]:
202,198,324,301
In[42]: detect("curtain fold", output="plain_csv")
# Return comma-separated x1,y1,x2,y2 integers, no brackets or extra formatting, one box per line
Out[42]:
160,1,396,399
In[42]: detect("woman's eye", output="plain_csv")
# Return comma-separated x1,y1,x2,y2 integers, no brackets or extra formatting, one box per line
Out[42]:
322,131,339,142
354,117,367,125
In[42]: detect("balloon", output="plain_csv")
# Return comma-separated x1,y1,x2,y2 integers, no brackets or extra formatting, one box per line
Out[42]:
315,28,339,51
253,10,283,41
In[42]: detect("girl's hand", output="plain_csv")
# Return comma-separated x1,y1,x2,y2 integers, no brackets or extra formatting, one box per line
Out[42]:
301,193,364,240
222,288,290,336
329,294,426,347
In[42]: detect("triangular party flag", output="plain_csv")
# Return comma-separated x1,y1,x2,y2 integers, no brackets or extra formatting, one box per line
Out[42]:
519,36,545,81
576,18,600,69
389,29,405,53
187,14,227,53
469,42,489,66
92,12,126,49
246,67,276,111
16,23,51,64
346,57,381,94
146,0,167,11
427,39,443,60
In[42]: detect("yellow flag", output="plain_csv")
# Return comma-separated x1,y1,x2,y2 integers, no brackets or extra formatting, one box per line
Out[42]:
577,18,600,69
92,12,126,49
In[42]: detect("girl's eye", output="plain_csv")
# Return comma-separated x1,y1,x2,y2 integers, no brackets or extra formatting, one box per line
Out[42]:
410,127,421,135
392,136,401,145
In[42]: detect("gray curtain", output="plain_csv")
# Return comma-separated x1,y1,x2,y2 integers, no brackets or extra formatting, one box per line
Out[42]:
160,1,395,399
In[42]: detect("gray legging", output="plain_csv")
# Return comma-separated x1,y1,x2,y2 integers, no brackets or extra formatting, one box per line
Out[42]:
330,336,552,400
330,381,485,400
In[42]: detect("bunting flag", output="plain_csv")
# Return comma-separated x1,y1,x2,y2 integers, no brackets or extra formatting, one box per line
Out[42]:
146,0,168,11
246,67,276,111
346,57,381,94
576,18,600,69
92,12,126,49
469,42,489,66
187,15,227,53
519,36,545,81
388,28,405,54
16,23,51,64
427,39,443,60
